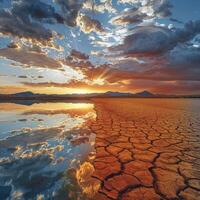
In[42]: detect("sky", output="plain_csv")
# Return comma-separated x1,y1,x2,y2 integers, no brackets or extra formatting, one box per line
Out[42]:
0,0,200,95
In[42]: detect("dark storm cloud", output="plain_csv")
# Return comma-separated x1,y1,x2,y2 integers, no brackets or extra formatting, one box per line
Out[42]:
168,45,200,69
114,0,172,25
0,0,102,44
149,0,172,17
0,0,104,39
110,26,173,56
0,0,72,48
55,0,85,27
55,0,104,33
107,20,200,84
174,20,200,43
107,47,200,83
12,0,64,24
110,20,200,57
0,9,54,46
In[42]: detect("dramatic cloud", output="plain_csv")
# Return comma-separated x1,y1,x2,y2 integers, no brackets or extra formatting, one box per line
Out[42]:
0,0,200,95
22,79,122,94
64,49,94,72
112,7,148,25
0,47,63,70
0,10,54,47
114,0,172,25
22,64,113,88
0,0,68,48
0,0,97,45
11,0,64,24
110,26,173,56
70,50,89,60
55,0,84,27
151,81,200,94
143,0,172,18
168,45,200,69
76,13,104,33
83,0,116,13
110,20,200,57
22,76,200,95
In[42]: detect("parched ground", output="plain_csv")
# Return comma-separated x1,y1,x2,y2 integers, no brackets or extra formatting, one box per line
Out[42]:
88,98,200,200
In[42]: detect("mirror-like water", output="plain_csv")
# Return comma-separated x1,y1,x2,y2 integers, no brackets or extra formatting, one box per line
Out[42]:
0,102,96,200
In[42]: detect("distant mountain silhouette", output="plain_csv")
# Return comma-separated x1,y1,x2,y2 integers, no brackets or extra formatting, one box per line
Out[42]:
135,90,154,97
10,91,152,98
104,91,134,97
1,90,200,103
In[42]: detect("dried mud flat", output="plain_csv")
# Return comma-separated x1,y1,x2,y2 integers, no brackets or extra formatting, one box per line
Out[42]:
88,99,200,200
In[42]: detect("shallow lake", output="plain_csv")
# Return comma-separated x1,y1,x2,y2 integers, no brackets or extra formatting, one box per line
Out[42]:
0,102,96,200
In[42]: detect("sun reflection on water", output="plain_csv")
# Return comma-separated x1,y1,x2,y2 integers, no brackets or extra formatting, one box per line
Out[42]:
0,101,97,199
0,102,94,111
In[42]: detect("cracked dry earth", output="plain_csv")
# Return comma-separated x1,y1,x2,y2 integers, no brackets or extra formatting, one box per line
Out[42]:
87,99,200,200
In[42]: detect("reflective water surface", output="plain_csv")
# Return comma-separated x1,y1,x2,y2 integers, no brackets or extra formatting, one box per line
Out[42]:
1,99,200,200
0,102,96,200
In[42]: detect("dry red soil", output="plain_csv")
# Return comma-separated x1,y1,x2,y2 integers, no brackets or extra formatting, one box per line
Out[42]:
87,99,200,200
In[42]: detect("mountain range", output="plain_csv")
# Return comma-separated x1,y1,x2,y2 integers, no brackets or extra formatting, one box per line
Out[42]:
0,91,200,102
1,90,154,98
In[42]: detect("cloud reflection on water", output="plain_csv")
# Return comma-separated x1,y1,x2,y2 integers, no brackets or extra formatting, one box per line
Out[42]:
0,102,96,199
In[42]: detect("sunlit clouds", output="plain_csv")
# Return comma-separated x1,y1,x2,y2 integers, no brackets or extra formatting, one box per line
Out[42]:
0,0,200,94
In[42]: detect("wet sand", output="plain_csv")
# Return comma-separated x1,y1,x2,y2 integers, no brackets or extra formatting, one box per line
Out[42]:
87,98,200,200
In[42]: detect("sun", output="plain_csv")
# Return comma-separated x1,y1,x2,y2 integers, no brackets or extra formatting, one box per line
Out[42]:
92,78,105,86
72,88,93,94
